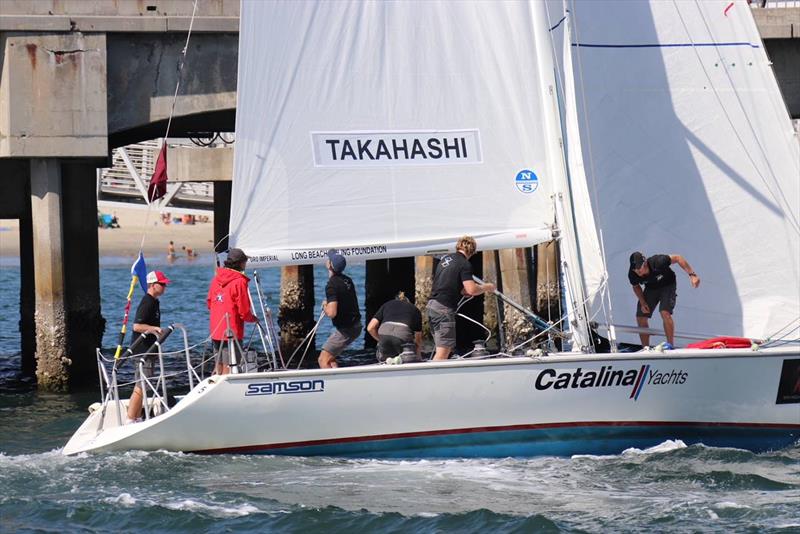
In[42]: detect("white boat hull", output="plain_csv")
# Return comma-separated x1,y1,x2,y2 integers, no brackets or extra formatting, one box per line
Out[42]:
63,348,800,457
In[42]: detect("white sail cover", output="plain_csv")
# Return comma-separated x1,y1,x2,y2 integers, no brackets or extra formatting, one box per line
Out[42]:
231,1,567,266
568,0,800,341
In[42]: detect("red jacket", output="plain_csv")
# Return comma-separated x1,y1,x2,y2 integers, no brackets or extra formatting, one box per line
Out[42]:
207,267,257,340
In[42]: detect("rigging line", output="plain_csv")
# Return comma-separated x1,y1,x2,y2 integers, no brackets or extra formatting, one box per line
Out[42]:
137,0,200,253
680,0,800,235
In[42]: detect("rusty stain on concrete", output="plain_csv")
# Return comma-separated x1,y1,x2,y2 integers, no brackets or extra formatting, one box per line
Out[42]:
25,43,37,68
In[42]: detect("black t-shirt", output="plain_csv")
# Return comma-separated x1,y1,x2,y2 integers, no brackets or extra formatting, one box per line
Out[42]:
326,273,361,329
130,293,161,354
430,252,474,309
628,254,676,289
374,299,422,332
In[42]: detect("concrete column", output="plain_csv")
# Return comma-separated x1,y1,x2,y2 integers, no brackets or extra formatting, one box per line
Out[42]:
278,265,315,363
415,255,435,340
61,161,105,386
482,250,501,348
213,181,231,252
498,248,535,347
535,241,561,323
29,159,68,391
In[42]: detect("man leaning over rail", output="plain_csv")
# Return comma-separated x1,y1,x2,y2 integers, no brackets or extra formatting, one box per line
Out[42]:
628,251,700,348
126,270,170,424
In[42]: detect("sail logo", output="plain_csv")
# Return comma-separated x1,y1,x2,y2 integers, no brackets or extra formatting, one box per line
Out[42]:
515,170,539,193
311,129,482,167
245,379,325,396
533,365,687,401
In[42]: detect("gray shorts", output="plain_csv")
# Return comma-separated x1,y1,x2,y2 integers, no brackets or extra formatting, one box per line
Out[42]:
133,355,157,382
636,283,677,318
377,322,414,361
427,299,456,349
322,323,362,357
212,340,236,365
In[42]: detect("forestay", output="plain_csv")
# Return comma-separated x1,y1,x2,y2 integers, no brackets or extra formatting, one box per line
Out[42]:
231,1,571,266
567,0,800,341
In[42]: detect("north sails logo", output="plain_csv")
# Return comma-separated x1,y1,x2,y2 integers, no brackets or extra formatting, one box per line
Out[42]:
534,365,688,401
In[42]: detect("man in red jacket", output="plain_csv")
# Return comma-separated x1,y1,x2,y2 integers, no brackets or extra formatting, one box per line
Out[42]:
207,248,258,374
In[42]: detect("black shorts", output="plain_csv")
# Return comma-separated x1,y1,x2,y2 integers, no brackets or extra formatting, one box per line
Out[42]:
636,283,677,318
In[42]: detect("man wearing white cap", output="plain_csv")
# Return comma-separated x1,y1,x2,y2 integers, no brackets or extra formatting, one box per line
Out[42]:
126,270,170,423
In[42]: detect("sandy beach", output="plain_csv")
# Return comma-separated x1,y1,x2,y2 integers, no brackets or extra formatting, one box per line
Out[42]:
0,203,214,260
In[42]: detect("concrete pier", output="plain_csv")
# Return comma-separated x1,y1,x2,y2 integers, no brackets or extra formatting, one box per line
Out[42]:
414,256,435,340
482,251,501,348
278,265,316,362
497,248,535,348
535,241,561,325
30,160,69,390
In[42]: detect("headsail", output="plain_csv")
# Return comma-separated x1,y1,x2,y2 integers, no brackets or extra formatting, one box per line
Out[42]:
231,1,572,266
567,0,800,341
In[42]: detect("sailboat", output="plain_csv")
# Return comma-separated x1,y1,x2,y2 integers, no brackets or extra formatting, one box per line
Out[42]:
64,0,799,457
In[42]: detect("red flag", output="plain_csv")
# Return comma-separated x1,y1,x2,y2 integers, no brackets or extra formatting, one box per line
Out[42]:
147,144,168,202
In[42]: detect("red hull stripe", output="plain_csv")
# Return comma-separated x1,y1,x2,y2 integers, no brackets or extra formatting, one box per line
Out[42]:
196,420,800,455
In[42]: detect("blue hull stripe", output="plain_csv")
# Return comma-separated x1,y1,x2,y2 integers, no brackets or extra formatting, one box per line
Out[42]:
573,42,760,49
196,423,800,458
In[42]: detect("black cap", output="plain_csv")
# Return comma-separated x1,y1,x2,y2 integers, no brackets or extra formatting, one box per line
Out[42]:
327,249,346,273
629,251,645,270
227,248,248,263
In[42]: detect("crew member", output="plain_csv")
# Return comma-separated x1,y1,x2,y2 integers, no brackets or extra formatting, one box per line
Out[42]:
126,270,170,424
628,251,700,347
319,249,362,368
427,236,495,361
207,248,258,374
367,291,423,362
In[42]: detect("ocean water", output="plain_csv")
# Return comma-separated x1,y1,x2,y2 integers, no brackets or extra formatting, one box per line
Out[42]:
1,260,799,533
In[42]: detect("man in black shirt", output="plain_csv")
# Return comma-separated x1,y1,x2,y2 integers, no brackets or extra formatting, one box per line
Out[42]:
319,249,362,368
628,252,700,347
367,291,423,362
427,236,495,361
127,270,170,423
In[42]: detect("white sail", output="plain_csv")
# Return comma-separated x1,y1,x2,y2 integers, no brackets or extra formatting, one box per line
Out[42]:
567,0,800,341
230,1,570,265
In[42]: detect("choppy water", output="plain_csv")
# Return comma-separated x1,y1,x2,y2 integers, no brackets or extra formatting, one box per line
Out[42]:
1,260,799,533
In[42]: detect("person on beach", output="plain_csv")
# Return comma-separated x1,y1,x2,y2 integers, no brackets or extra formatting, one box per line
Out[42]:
319,249,362,369
126,270,171,424
628,252,700,348
167,241,176,262
207,248,258,374
367,291,422,362
427,236,495,361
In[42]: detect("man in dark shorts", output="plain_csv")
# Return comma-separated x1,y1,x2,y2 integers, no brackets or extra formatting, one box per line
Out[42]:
367,291,423,362
126,270,170,423
629,252,700,347
319,249,362,368
427,235,495,361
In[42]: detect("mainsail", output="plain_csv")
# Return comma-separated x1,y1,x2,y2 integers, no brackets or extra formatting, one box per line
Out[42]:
230,1,576,266
566,0,800,341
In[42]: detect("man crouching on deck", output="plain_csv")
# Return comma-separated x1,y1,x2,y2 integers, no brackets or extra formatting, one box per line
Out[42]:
318,249,362,368
628,251,700,348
